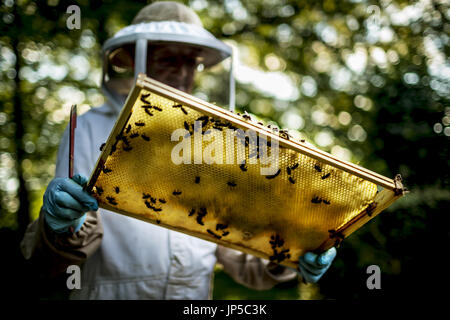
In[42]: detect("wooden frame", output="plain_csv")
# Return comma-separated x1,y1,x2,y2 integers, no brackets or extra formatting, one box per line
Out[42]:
86,74,407,268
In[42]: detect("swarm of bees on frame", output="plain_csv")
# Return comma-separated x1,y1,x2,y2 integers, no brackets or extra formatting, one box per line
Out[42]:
89,91,375,263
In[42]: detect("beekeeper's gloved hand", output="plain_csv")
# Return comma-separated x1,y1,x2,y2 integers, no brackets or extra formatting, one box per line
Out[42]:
43,173,98,234
298,247,337,283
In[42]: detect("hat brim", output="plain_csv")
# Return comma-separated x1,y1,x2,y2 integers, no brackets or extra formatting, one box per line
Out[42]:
103,21,232,68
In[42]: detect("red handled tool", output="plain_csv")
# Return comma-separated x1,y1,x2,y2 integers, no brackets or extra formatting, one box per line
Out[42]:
69,104,77,179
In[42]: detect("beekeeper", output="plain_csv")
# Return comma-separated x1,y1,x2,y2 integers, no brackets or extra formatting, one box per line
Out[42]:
21,1,336,299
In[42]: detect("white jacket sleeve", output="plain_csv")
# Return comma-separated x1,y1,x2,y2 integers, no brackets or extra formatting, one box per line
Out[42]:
216,245,298,291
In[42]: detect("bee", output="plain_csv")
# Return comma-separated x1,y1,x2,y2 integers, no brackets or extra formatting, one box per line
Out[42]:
114,187,120,194
116,133,124,141
152,106,162,112
214,121,228,127
242,112,252,121
100,143,106,151
196,216,205,226
184,121,190,131
286,167,291,175
196,115,210,127
135,121,145,127
144,201,161,212
238,136,249,147
216,223,228,230
300,139,305,143
195,208,207,225
173,190,182,196
196,115,209,122
207,229,222,239
96,186,104,196
221,231,229,237
323,199,331,205
188,208,196,216
106,196,117,205
159,198,166,204
121,136,130,146
314,164,322,172
212,126,223,131
142,193,151,199
144,200,153,209
269,251,287,263
173,104,188,115
109,144,116,155
288,177,296,184
265,139,272,148
321,173,331,180
270,234,284,248
140,93,151,104
227,181,237,187
366,202,377,217
123,146,133,151
279,129,290,140
125,124,131,134
130,133,139,139
156,219,161,224
195,176,200,184
265,169,281,179
257,121,264,125
239,163,247,172
144,108,153,116
141,134,150,141
291,163,299,170
102,167,112,174
198,207,207,217
150,197,157,204
311,196,322,204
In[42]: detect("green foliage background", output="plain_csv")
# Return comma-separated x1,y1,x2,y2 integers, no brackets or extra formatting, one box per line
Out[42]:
0,0,448,300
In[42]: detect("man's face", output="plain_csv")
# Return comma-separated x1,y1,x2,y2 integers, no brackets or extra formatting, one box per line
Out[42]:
146,44,200,93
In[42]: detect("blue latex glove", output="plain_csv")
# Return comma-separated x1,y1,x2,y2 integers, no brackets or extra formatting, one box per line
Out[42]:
43,174,98,234
298,247,337,283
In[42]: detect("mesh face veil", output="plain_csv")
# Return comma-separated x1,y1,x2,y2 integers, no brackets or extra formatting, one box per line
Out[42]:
101,6,234,115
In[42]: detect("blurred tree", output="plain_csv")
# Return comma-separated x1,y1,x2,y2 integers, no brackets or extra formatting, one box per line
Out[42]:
0,0,448,299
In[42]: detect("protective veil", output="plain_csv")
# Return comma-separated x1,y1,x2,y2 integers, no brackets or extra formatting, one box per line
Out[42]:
101,1,235,114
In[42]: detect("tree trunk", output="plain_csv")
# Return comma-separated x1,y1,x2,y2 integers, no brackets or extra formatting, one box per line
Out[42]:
12,3,30,236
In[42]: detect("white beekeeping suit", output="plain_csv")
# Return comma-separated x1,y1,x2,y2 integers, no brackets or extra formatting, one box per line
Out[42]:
21,1,297,300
